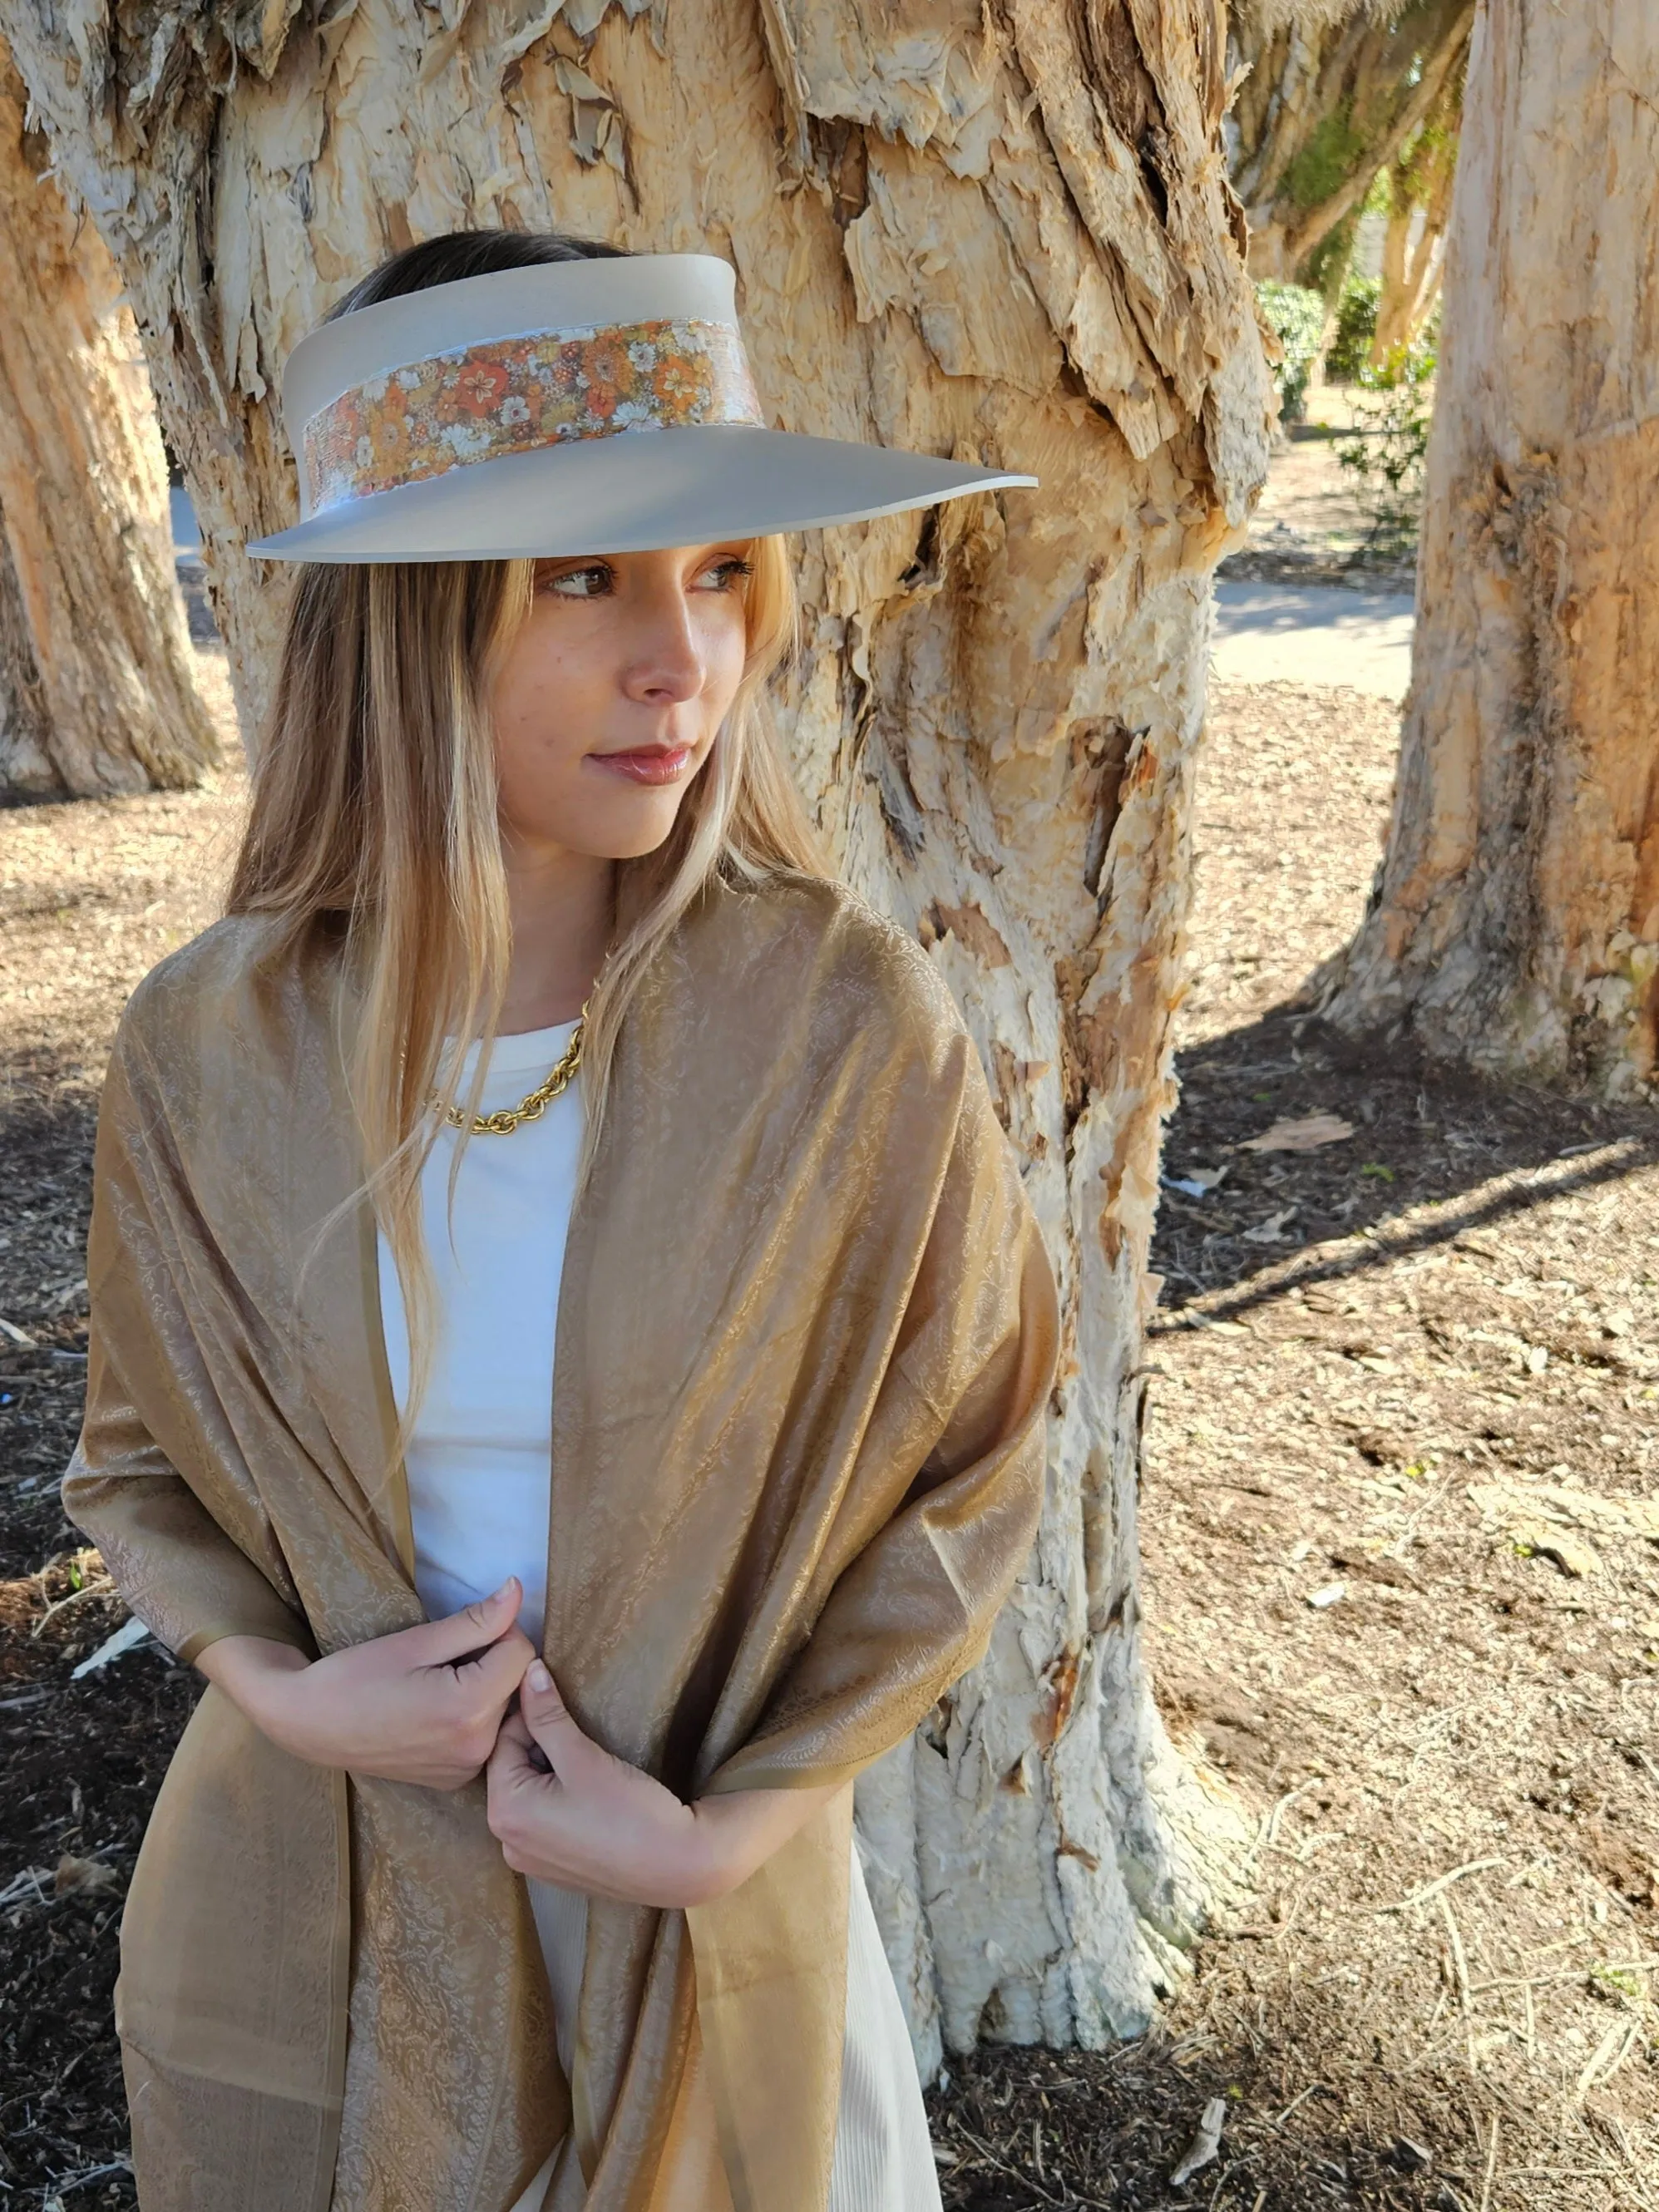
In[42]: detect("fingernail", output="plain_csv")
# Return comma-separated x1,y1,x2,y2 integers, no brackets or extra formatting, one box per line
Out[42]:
494,1576,518,1601
527,1660,551,1693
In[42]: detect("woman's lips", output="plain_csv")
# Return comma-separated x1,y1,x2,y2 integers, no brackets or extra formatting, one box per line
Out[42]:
588,744,694,786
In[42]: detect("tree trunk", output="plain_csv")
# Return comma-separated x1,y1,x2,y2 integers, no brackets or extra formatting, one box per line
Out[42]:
1227,0,1474,290
5,0,1270,2058
1326,0,1659,1098
0,42,215,801
1368,190,1447,364
1368,71,1459,366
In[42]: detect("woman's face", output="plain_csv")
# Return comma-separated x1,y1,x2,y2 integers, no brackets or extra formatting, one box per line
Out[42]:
490,541,753,862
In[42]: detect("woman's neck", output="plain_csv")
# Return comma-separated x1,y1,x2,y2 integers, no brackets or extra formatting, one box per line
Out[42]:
499,838,615,1034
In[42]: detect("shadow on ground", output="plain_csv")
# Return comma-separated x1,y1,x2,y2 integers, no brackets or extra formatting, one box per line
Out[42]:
930,1997,1482,2211
1154,1005,1659,1318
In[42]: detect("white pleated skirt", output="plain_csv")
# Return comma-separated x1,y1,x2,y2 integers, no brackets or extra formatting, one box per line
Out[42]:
507,1840,941,2212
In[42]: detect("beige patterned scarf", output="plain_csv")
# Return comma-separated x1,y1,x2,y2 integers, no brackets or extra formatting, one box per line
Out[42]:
67,872,1057,2212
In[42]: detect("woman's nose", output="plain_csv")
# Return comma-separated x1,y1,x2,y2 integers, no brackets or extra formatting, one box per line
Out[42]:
621,589,706,704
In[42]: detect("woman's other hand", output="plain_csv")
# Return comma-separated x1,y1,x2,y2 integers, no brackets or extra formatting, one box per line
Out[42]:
196,1578,536,1790
485,1660,841,1908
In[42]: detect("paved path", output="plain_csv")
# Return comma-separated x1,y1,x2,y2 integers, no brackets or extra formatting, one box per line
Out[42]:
1212,580,1415,699
170,486,200,551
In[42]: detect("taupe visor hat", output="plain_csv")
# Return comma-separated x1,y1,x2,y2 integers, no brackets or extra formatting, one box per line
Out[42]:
249,252,1036,561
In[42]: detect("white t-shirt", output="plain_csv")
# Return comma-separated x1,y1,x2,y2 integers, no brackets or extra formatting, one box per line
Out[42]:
377,1020,941,2212
378,1019,582,1653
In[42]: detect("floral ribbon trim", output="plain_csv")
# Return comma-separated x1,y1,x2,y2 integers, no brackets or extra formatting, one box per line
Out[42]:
302,317,765,512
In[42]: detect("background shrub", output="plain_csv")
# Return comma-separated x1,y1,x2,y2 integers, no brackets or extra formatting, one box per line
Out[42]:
1325,274,1381,383
1256,280,1327,427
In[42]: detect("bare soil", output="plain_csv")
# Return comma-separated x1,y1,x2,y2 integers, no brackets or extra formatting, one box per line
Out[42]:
2,659,1656,2212
1219,403,1419,593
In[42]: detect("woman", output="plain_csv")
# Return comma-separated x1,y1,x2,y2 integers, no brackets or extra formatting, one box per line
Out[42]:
67,230,1058,2212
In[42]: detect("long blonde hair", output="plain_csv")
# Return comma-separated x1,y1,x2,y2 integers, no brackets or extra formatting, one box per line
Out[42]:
226,536,822,1427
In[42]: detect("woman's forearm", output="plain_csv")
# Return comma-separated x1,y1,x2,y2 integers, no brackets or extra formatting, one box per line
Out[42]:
685,1779,844,1901
195,1632,313,1726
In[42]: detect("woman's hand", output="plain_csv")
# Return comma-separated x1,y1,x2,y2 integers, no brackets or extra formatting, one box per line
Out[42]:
196,1577,536,1790
486,1660,842,1908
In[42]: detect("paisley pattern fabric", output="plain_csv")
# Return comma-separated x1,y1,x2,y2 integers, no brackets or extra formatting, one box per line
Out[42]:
66,874,1059,2212
302,318,765,512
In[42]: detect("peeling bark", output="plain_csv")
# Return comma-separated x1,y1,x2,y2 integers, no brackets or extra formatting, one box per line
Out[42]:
0,42,215,801
1327,0,1659,1099
5,0,1269,2052
1227,0,1473,287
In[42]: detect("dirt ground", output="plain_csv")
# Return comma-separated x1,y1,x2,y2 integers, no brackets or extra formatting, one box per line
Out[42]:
1220,381,1420,592
2,647,1656,2210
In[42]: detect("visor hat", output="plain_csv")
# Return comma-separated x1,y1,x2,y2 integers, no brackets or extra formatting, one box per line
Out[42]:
249,251,1036,562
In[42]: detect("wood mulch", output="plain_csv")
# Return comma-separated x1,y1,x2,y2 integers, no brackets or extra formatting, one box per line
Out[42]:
2,659,1655,2210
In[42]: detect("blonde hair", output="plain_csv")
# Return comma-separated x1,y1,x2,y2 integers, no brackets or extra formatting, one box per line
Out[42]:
226,537,822,1436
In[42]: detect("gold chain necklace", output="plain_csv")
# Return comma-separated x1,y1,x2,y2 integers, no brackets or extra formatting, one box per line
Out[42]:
438,1001,589,1137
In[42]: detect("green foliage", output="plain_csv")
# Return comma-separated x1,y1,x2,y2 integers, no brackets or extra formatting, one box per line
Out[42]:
1335,338,1437,563
1392,78,1464,210
1284,102,1367,212
1300,212,1360,307
1256,281,1326,428
1325,274,1381,384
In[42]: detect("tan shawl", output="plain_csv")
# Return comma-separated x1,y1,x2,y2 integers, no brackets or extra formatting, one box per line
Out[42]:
66,871,1058,2212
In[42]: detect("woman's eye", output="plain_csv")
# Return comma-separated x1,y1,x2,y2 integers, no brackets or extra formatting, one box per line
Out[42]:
699,556,753,591
546,562,614,599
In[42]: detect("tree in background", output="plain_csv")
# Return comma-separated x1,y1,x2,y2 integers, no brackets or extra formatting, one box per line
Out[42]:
1227,0,1473,296
0,39,215,801
2,0,1271,2066
1368,66,1459,363
1327,0,1659,1099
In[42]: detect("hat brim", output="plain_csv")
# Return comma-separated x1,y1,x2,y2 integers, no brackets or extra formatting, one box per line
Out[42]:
246,425,1035,561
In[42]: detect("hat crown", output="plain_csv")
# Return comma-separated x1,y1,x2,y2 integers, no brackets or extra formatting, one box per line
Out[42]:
281,253,743,459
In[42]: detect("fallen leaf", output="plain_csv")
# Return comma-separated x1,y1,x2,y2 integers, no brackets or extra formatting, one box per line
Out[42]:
53,1854,121,1898
1308,1582,1349,1609
1242,1205,1300,1244
1242,1114,1355,1153
1169,2096,1227,2185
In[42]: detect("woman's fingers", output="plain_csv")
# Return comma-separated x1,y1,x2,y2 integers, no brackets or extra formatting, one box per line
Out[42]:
517,1660,599,1782
496,1706,535,1752
496,1702,554,1773
457,1624,536,1712
408,1577,524,1666
486,1701,558,1846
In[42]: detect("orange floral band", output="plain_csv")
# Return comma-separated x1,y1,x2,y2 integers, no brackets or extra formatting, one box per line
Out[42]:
302,317,765,511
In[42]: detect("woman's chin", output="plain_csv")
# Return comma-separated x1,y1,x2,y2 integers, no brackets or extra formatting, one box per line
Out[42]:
528,792,689,863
